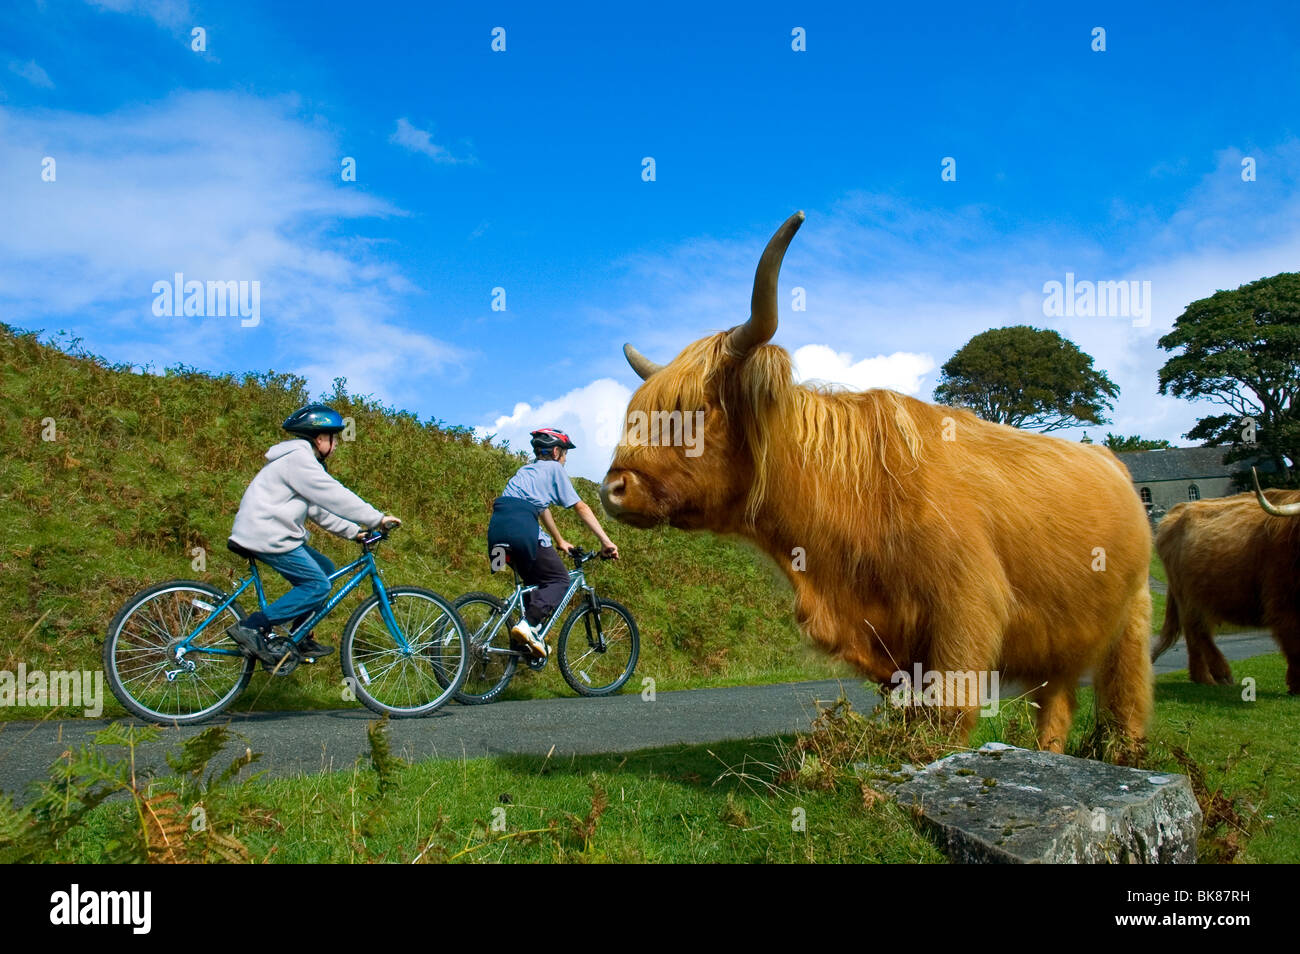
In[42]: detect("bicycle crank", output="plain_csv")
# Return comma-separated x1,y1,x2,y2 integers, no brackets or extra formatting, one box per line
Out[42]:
261,636,303,675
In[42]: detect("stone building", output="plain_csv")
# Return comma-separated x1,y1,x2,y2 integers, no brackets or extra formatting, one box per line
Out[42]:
1114,446,1242,518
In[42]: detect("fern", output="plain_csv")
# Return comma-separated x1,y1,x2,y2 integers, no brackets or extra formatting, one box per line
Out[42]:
0,720,273,863
366,715,406,798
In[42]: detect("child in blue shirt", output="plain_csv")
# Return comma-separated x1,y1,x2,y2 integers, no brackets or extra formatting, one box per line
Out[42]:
486,427,618,657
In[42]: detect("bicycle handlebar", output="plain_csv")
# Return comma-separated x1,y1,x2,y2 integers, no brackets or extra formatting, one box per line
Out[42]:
360,523,398,548
568,545,612,567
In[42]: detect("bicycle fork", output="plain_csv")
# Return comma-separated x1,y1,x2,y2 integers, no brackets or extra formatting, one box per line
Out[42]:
581,587,607,652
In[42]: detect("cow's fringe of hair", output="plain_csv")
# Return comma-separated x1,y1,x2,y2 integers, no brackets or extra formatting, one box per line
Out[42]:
624,332,925,522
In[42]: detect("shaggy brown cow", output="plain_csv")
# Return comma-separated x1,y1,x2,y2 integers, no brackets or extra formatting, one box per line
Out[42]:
600,212,1154,755
1153,469,1300,693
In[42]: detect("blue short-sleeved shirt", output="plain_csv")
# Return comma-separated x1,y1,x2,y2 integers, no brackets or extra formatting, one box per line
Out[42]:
500,459,582,546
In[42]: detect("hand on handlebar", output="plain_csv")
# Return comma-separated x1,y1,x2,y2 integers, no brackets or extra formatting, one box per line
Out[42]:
600,542,619,560
357,515,402,542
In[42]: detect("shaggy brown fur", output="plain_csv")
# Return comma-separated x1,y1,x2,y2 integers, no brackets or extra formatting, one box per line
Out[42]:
603,331,1154,756
1154,488,1300,693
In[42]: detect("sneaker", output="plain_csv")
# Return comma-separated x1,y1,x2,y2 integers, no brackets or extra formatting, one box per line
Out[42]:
297,633,334,658
226,622,275,662
510,619,547,658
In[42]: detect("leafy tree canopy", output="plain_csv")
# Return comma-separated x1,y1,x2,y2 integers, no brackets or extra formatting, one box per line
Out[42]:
1158,272,1300,486
934,325,1119,433
1102,433,1174,452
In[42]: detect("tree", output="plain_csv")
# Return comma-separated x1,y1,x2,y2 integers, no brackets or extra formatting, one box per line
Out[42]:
1102,434,1174,452
1158,272,1300,487
934,325,1119,432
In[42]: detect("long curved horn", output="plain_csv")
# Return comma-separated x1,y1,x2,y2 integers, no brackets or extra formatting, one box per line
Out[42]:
623,342,663,380
725,211,805,360
1254,466,1300,516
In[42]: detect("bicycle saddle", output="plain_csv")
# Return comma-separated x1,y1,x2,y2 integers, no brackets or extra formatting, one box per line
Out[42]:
227,539,259,561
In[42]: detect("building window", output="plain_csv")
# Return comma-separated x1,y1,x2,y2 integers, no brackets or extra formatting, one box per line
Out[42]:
1140,487,1152,506
1188,484,1200,501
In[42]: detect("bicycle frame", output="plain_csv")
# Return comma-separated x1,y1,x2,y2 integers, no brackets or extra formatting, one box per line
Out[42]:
475,562,602,658
177,549,407,659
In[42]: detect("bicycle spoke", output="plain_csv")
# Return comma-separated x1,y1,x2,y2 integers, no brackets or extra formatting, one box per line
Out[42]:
344,589,465,714
107,585,250,723
557,601,638,696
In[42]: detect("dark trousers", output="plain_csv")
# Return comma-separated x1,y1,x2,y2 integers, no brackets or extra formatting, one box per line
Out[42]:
513,543,571,627
487,496,570,626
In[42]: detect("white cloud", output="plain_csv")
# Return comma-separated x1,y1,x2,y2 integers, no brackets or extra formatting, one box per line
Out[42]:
8,60,54,89
0,91,469,410
390,118,473,165
792,344,935,394
476,378,633,482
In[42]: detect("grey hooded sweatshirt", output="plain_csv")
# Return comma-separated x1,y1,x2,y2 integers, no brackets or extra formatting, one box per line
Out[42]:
229,439,385,554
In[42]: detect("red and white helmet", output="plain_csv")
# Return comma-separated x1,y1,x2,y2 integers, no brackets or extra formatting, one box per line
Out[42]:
530,427,576,453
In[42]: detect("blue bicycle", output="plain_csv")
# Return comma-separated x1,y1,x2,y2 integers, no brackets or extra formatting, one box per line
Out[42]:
103,526,468,724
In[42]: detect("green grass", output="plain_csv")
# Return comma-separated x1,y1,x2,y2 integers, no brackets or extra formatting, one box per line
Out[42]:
31,654,1298,863
0,323,850,721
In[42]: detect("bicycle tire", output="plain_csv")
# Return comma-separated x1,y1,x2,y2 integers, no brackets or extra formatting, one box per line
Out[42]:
340,586,468,717
103,579,255,725
451,591,520,705
556,597,640,697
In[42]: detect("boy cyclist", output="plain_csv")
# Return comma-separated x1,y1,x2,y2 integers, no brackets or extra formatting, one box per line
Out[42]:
225,403,401,662
487,427,619,658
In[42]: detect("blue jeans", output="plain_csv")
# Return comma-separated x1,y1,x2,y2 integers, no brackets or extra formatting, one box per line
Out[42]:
243,544,335,631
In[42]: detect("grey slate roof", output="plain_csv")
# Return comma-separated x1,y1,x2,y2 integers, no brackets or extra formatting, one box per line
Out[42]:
1115,447,1233,483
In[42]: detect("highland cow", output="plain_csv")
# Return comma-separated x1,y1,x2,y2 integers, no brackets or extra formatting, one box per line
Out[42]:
1153,470,1300,693
600,212,1154,755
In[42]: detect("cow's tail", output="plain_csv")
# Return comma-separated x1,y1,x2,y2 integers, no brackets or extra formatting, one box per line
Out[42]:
1151,587,1180,661
1094,584,1154,760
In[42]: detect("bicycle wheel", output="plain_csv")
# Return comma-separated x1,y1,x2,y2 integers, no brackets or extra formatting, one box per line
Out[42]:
452,592,520,705
103,580,255,725
340,586,468,717
556,597,640,697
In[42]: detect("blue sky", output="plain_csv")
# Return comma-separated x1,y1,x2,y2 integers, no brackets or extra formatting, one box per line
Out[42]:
3,0,1299,478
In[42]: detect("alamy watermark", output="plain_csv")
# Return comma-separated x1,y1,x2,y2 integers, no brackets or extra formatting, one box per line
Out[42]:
1042,273,1151,327
0,665,104,717
50,884,150,934
620,410,704,457
887,663,1001,717
151,272,261,327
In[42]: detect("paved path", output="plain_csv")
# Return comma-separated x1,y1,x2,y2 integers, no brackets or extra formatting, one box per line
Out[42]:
0,631,1275,804
0,679,878,804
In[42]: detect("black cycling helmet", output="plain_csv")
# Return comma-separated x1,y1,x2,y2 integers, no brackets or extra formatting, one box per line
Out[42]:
530,427,576,455
283,403,345,438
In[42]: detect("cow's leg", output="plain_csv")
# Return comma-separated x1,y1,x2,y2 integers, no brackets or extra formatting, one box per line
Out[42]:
924,622,999,745
1032,681,1076,754
1274,624,1300,695
1206,638,1235,686
1093,587,1153,764
1184,614,1231,686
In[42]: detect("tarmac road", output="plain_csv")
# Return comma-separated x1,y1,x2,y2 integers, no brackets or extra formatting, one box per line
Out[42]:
0,630,1278,804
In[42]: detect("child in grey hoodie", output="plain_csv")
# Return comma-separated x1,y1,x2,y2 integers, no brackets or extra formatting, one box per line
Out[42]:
226,404,399,662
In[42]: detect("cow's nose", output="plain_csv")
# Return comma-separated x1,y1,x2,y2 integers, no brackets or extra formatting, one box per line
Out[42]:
600,474,627,513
